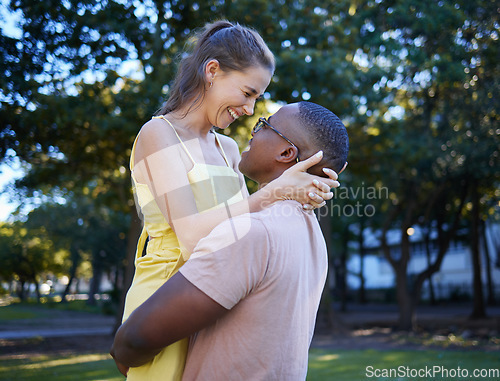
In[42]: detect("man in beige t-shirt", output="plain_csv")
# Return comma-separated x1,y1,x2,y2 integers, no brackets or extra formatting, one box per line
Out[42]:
112,101,349,380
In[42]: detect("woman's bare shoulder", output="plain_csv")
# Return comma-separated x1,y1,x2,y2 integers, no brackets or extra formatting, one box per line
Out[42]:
137,118,179,147
134,117,181,163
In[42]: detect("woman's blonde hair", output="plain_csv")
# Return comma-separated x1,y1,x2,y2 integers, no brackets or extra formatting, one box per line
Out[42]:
156,20,275,116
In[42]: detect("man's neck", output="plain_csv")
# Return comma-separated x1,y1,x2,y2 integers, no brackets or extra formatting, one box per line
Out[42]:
255,166,290,190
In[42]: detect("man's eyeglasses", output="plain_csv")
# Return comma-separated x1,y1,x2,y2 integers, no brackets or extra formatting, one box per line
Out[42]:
252,117,300,162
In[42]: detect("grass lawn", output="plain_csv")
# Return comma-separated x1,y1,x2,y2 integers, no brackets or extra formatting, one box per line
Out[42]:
0,349,498,381
0,300,110,319
307,348,500,380
0,305,41,321
0,353,122,381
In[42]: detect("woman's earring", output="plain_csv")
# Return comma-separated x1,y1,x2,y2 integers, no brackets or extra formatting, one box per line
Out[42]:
209,81,213,88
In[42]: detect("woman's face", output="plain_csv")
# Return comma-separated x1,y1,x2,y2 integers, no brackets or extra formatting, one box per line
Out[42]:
205,65,273,129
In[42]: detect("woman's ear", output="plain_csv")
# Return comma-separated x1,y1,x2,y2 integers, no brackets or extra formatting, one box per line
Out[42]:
204,59,220,82
276,146,299,164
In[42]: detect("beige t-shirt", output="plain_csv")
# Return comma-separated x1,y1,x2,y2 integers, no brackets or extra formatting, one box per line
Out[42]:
179,201,328,381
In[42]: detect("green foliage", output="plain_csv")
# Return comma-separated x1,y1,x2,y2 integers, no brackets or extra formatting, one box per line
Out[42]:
25,196,129,293
0,0,498,327
0,221,56,293
0,195,128,300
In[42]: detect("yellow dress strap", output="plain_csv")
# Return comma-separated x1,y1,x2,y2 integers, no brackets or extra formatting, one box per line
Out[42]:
152,115,196,166
211,130,231,167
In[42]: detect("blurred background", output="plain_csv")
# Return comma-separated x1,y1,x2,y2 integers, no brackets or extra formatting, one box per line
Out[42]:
0,0,498,338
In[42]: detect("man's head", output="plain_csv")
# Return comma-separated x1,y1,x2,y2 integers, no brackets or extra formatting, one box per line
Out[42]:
239,101,349,185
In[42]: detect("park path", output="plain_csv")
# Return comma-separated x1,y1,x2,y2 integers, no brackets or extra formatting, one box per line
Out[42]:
1,303,499,351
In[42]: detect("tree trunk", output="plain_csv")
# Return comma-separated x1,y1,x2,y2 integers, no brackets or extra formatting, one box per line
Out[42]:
113,208,143,333
470,185,486,319
396,275,415,331
395,269,415,331
61,246,80,303
34,280,41,303
87,256,103,306
111,265,121,300
17,280,26,301
486,221,500,269
481,220,495,306
358,219,366,304
423,226,437,304
338,224,349,312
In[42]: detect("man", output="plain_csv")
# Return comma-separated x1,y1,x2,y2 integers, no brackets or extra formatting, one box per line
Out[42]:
111,101,349,380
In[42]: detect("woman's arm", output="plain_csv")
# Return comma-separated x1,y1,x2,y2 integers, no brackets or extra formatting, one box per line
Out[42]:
133,120,338,255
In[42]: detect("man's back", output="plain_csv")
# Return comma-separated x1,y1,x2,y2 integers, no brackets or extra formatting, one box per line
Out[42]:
179,200,328,380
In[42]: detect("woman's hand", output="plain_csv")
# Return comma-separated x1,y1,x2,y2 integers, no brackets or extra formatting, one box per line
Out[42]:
265,151,341,210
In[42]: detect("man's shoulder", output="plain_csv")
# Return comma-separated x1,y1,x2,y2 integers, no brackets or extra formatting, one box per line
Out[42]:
200,211,270,252
201,201,315,252
253,201,324,245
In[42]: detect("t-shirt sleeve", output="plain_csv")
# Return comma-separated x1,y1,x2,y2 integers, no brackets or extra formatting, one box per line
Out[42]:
179,214,270,310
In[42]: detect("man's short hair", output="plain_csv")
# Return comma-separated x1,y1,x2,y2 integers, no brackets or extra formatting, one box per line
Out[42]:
297,101,349,174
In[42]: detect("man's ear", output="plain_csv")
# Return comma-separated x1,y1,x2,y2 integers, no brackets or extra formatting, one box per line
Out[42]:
204,59,220,82
276,146,299,164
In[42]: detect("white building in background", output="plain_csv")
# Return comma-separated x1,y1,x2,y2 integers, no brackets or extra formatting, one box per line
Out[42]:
346,221,500,301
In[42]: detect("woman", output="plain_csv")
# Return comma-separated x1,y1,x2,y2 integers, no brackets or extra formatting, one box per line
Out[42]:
120,20,338,380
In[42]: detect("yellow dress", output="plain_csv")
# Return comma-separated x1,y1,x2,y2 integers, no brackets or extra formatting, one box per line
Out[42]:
123,116,244,381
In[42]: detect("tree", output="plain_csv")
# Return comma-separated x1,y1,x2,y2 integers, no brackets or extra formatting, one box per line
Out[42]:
24,195,128,303
354,0,499,329
0,221,61,301
1,0,498,332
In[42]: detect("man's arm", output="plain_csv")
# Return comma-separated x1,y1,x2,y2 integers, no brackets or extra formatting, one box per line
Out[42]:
111,272,227,368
